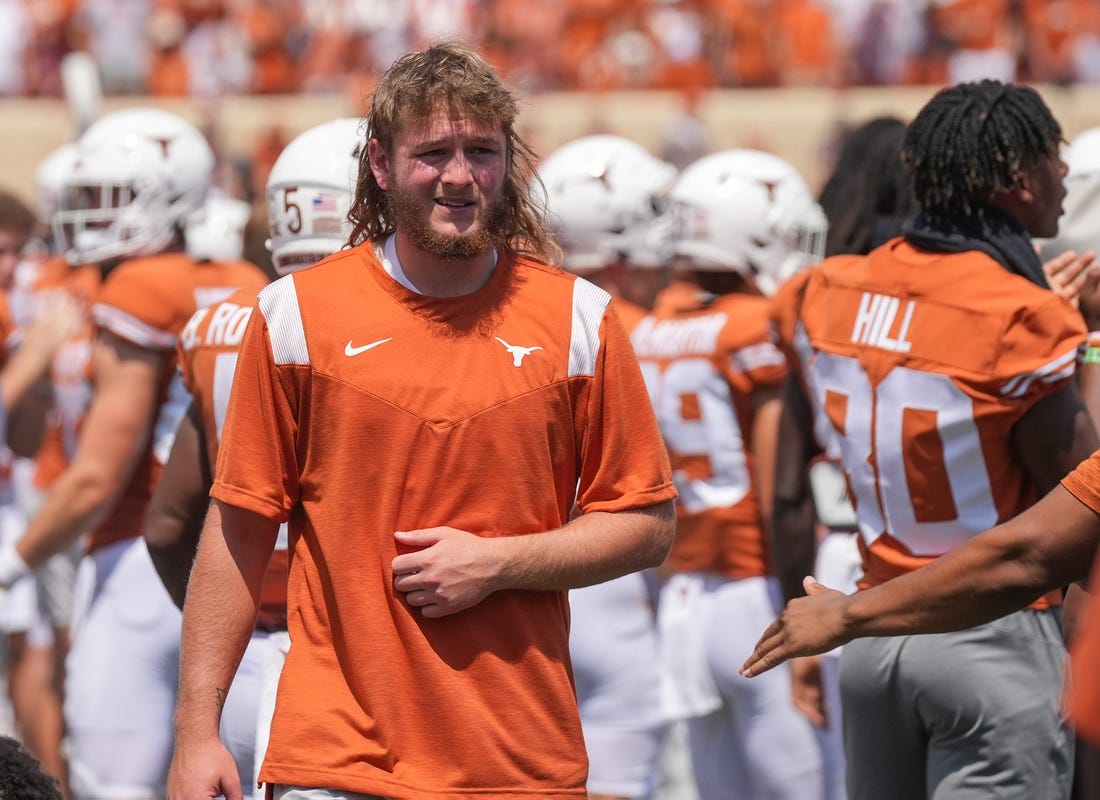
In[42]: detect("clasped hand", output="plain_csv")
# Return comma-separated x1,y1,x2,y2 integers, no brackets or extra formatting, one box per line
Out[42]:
391,526,502,618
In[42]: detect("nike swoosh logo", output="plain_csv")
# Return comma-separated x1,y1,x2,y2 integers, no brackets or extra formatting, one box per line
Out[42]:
345,337,392,356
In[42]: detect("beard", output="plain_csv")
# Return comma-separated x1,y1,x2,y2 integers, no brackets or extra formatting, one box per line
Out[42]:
387,182,509,261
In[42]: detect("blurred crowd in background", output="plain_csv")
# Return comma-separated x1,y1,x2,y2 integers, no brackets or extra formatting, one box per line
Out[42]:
2,0,1100,99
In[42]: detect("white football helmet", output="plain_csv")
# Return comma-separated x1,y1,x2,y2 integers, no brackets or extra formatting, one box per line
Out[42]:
1065,126,1100,179
612,213,674,270
265,118,363,275
185,195,251,262
35,142,79,227
54,107,214,265
669,149,827,295
537,134,677,273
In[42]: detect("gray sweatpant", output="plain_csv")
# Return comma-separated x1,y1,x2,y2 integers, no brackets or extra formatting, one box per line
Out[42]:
839,608,1071,800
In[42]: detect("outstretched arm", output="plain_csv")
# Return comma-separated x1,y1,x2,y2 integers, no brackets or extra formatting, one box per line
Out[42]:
0,333,161,589
744,383,1100,677
741,482,1100,677
391,500,676,618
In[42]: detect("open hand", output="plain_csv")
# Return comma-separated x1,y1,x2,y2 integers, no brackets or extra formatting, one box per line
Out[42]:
1043,249,1097,311
740,576,851,678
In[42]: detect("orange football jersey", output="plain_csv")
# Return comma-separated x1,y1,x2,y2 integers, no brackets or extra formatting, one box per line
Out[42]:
85,253,266,552
799,239,1084,595
770,262,862,466
632,285,787,578
33,261,103,489
1061,449,1100,746
770,265,820,376
212,243,676,796
177,286,287,631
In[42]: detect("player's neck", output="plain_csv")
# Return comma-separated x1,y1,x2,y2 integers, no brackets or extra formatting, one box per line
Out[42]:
392,231,496,298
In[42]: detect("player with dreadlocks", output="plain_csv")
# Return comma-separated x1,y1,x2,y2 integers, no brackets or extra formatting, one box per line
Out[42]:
900,79,1068,288
743,79,1100,799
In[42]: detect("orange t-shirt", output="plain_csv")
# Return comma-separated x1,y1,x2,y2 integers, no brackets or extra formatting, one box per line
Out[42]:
800,238,1083,604
86,253,267,552
177,286,287,631
1062,449,1100,745
212,242,675,796
632,285,786,578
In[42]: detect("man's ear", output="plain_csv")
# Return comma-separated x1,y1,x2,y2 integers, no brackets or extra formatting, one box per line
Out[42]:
1011,169,1036,205
368,139,391,191
989,171,1034,212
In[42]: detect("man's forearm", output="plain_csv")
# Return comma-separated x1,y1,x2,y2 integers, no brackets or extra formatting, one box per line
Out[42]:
147,500,208,610
175,500,276,743
842,486,1099,638
145,405,213,609
391,500,676,618
496,500,676,592
771,494,818,603
770,377,822,603
13,464,123,570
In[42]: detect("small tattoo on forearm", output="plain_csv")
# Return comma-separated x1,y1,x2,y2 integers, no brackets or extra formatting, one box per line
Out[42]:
216,688,227,710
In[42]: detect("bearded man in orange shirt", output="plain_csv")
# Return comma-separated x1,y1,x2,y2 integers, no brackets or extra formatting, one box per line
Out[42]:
168,42,677,800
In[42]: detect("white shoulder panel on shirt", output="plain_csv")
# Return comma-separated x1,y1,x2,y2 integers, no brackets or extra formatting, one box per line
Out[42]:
569,276,611,378
258,275,310,366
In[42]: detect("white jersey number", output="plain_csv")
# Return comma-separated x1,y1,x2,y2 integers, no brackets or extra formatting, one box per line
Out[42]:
809,352,997,554
640,358,751,514
212,351,240,441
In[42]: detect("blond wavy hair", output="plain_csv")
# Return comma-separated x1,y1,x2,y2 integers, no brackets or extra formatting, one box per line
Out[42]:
347,42,559,265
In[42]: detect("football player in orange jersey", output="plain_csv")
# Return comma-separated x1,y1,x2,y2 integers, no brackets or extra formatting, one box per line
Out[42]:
169,42,676,800
770,116,1100,759
632,147,828,800
0,107,267,799
539,134,677,800
144,117,364,799
0,184,83,793
745,80,1098,800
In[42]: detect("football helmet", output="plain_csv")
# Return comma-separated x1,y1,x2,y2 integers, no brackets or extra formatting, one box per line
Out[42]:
265,117,363,275
611,213,674,270
54,107,214,265
668,149,827,295
537,134,677,273
35,143,79,227
1065,126,1100,179
185,195,251,262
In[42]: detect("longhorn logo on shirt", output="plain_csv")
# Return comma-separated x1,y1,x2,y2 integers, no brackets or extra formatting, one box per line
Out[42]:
494,337,542,366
